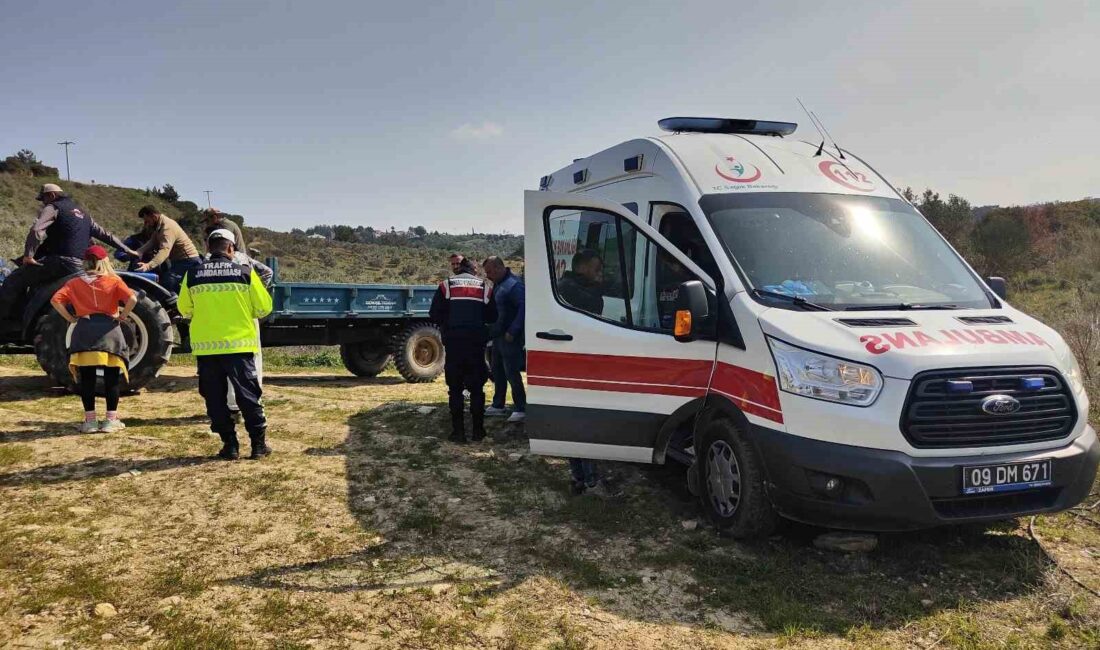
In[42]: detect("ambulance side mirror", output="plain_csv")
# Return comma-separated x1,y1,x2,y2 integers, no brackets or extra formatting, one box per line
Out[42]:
985,276,1007,301
674,280,710,343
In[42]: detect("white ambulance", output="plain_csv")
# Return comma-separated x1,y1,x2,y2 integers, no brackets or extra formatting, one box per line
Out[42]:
523,117,1098,537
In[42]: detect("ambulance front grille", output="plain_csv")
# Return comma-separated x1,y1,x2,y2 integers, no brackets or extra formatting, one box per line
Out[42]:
901,367,1077,448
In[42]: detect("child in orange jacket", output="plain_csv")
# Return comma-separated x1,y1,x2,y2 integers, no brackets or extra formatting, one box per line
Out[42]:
50,246,138,433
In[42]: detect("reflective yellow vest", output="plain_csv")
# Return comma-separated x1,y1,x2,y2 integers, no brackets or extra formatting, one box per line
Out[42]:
178,254,272,356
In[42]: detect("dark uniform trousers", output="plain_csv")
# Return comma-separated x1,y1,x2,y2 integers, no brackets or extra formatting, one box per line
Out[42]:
197,353,266,436
444,331,490,433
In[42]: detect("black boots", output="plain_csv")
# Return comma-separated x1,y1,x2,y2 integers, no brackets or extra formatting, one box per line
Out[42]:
249,430,272,459
216,430,269,460
470,411,486,442
217,432,239,461
449,410,467,444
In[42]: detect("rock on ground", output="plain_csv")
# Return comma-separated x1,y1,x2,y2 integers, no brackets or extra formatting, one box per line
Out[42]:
813,531,878,553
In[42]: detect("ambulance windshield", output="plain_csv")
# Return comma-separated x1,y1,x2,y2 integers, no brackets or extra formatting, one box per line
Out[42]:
700,192,994,310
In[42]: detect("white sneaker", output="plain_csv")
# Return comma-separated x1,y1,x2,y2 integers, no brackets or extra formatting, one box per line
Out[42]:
485,406,509,417
99,419,126,433
506,411,526,424
78,420,100,434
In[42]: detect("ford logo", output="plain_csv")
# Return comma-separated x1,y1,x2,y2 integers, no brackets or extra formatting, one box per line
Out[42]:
981,394,1021,415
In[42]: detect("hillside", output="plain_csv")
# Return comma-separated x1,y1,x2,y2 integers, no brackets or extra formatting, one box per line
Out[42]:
0,172,522,285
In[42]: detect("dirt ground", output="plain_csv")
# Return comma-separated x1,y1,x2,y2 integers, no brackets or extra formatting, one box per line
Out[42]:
0,360,1097,649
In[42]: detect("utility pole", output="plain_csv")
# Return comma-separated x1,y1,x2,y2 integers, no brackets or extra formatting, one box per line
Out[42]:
57,141,75,181
204,190,213,208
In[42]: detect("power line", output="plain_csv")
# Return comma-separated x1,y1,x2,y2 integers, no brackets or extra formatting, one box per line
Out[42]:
204,190,213,208
57,141,75,181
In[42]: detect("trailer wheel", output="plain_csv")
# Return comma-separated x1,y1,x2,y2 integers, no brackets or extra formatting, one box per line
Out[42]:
696,418,777,538
35,293,173,394
392,323,444,383
340,342,392,377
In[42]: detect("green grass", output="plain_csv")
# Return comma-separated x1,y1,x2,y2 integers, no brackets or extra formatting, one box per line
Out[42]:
145,562,208,599
397,498,451,538
153,610,248,650
534,548,618,590
0,444,33,466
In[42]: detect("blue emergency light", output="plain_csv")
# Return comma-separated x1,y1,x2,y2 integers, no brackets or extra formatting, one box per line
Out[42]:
658,117,798,137
945,380,974,394
1020,377,1046,391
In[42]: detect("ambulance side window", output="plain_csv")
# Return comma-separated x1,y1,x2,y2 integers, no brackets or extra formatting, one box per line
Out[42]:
546,209,631,324
628,224,704,332
657,211,720,281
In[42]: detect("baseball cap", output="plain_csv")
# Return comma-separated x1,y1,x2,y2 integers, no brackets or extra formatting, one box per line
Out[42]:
36,183,63,200
208,228,236,243
83,245,108,261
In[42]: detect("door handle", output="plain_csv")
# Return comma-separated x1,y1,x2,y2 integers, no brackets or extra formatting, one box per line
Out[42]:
536,330,573,341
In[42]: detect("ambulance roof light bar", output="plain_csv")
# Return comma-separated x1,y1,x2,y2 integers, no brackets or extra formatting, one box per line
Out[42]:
658,117,797,137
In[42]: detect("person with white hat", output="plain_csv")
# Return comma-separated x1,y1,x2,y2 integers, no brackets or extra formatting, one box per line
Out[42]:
0,183,137,320
177,228,273,460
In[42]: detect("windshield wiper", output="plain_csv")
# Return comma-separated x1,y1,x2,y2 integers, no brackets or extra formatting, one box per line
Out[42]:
752,289,834,311
844,303,960,311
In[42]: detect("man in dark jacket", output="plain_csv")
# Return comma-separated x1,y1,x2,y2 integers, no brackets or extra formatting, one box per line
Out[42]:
0,184,136,319
429,257,498,443
483,256,526,425
557,249,605,316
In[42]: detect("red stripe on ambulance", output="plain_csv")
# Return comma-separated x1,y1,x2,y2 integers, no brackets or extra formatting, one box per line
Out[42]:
527,351,712,388
527,351,783,423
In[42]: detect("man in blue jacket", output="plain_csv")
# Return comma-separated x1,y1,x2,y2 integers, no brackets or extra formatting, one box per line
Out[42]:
483,256,526,424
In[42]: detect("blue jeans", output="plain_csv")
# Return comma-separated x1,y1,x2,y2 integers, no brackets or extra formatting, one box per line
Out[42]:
490,338,526,412
569,459,599,487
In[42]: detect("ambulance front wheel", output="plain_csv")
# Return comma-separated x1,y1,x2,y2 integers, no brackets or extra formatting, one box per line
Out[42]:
696,418,777,539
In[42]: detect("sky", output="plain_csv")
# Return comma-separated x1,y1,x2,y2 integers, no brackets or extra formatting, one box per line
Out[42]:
1,0,1097,234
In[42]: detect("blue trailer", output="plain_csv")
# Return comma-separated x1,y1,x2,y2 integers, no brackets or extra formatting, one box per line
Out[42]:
0,256,445,391
261,259,443,381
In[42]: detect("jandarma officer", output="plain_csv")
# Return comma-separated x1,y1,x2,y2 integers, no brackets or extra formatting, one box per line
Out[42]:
178,229,273,460
429,256,498,443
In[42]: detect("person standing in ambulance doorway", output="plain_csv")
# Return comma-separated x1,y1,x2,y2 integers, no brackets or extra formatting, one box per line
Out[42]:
0,183,137,320
555,249,618,497
430,256,498,444
178,229,273,460
482,256,526,426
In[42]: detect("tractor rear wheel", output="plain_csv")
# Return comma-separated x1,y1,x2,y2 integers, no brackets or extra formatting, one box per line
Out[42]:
340,342,392,377
392,322,444,383
35,293,173,394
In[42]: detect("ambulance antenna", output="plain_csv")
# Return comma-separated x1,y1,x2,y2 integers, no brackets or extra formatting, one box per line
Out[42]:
811,110,846,160
797,97,827,157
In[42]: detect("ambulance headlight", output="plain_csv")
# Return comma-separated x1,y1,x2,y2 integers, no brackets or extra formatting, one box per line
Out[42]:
768,338,883,406
1064,353,1086,395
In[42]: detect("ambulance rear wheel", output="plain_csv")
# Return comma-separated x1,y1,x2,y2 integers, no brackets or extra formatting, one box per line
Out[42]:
392,323,444,383
340,342,391,377
696,419,776,539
